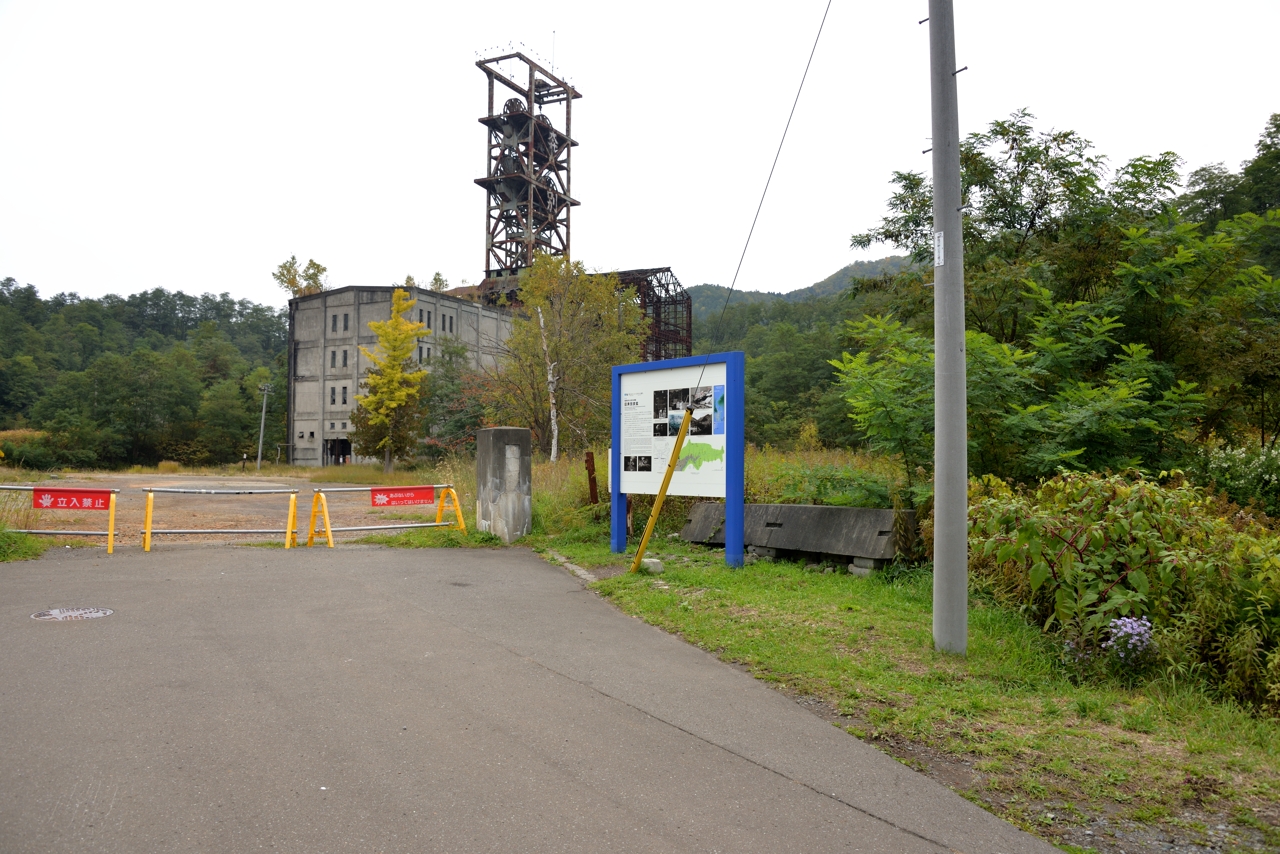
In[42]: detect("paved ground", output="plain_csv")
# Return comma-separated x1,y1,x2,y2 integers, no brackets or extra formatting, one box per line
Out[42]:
0,544,1056,853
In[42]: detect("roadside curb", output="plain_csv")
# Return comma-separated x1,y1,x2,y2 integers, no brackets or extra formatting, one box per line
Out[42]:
545,550,597,583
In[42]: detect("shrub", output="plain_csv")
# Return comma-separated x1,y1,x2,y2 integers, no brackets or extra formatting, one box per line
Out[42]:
970,471,1280,708
1188,444,1280,518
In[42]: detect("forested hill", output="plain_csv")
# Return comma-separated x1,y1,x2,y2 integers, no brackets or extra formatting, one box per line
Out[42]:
686,255,909,321
0,279,288,467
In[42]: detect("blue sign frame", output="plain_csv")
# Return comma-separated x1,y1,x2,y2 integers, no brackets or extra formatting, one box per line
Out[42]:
610,351,745,567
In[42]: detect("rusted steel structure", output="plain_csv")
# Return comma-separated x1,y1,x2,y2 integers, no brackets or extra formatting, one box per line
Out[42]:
475,53,580,305
472,55,690,361
615,268,692,361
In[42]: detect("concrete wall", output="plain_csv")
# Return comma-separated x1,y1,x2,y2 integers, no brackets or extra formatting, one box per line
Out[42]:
287,287,513,467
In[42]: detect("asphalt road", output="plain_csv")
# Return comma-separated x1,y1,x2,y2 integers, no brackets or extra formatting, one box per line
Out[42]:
0,544,1055,853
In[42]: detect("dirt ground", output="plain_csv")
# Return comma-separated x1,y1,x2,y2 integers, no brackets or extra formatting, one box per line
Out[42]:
5,471,448,548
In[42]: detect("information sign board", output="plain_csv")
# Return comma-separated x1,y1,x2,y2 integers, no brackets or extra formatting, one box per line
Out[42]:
611,352,745,566
618,361,728,498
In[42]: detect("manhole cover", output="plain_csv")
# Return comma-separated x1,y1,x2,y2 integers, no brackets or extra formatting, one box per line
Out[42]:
31,607,114,621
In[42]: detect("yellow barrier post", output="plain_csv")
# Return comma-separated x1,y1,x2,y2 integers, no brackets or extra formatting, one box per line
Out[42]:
306,491,334,548
435,488,467,534
306,493,321,547
630,407,692,573
285,493,297,548
142,490,154,552
319,493,333,547
107,492,117,555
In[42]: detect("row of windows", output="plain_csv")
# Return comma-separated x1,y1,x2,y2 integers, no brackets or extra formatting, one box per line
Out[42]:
416,309,454,333
329,421,347,431
329,310,455,337
333,347,435,367
330,386,347,405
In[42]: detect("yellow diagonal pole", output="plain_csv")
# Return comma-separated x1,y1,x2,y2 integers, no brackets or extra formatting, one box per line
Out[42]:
630,407,692,573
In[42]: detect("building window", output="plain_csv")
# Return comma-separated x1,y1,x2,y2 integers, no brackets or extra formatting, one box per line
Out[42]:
330,422,335,430
418,345,423,362
330,387,336,405
298,431,304,439
342,349,348,367
427,347,431,359
427,311,432,329
330,350,336,368
448,315,453,333
308,431,314,439
341,421,347,430
418,309,423,323
341,386,347,405
343,313,349,331
331,314,337,333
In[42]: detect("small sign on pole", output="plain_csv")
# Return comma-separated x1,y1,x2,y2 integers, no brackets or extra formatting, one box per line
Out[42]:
371,486,436,507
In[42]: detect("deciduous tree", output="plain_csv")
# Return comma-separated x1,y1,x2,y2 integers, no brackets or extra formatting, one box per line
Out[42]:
349,289,428,472
486,254,647,458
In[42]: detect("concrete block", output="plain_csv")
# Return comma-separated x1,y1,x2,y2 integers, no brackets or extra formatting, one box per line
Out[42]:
681,503,913,566
640,558,664,574
475,428,532,544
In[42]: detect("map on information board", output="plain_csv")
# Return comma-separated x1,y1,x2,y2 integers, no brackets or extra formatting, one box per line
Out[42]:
619,362,727,497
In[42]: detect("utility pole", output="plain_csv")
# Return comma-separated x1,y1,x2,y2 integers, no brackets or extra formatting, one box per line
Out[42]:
256,383,273,471
929,0,968,654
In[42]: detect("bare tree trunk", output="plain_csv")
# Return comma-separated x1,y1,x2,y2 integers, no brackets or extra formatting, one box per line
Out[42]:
384,445,393,474
537,307,559,462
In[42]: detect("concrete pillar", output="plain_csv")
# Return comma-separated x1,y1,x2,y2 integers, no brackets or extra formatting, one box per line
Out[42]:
475,427,532,543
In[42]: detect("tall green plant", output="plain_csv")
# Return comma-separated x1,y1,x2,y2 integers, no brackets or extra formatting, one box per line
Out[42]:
971,472,1280,706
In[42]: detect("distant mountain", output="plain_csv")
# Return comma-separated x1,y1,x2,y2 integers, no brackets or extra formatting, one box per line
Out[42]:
685,256,909,321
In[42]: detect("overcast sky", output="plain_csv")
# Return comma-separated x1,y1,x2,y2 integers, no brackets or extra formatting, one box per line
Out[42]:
2,1,1275,308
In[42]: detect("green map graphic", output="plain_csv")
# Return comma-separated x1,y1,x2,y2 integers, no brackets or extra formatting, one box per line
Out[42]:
677,442,725,471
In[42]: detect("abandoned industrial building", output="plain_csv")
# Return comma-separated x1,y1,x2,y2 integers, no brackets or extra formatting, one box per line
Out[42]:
286,286,512,467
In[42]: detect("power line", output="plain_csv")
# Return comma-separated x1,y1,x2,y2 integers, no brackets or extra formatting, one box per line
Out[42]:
695,0,833,389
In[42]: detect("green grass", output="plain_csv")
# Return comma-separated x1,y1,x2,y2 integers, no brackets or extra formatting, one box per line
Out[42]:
358,527,502,548
0,528,48,561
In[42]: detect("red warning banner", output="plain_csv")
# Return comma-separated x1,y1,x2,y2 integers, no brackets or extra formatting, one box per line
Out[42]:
370,486,436,507
32,488,113,511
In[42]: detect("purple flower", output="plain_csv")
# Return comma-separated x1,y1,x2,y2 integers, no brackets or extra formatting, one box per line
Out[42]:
1102,616,1154,661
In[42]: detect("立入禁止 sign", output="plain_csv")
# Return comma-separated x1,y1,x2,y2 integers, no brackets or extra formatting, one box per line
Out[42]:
370,486,436,507
32,488,113,510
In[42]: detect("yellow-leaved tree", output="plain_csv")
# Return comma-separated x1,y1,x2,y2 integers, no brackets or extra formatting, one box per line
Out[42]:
350,288,428,473
272,255,328,296
486,254,647,460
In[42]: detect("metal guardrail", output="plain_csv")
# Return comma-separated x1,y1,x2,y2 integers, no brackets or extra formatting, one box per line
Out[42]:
0,485,121,553
141,487,299,551
307,484,466,548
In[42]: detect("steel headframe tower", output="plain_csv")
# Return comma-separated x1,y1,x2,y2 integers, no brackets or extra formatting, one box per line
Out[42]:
929,0,968,655
475,53,581,305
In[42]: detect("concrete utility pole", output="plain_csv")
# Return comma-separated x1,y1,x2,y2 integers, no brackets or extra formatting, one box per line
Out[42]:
929,0,968,654
256,384,273,471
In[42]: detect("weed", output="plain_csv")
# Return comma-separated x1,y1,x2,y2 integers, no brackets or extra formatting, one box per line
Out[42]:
0,527,47,561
